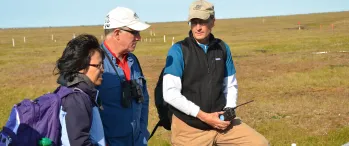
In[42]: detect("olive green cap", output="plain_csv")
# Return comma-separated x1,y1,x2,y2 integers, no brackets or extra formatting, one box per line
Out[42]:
188,0,215,21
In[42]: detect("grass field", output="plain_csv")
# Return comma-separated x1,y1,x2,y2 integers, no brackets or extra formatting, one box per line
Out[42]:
1,11,349,145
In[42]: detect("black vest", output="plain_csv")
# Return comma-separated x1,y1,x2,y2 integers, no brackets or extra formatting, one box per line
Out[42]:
171,32,226,130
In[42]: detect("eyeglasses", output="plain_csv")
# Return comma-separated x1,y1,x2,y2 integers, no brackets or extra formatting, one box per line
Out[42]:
89,63,103,69
118,28,140,36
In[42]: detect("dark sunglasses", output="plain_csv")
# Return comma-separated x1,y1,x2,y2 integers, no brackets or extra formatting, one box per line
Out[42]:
89,63,103,69
118,28,140,36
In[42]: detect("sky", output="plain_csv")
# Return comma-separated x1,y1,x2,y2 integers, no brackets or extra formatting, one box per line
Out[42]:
0,0,348,28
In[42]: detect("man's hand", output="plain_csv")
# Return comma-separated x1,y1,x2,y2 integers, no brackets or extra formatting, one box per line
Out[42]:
197,110,230,130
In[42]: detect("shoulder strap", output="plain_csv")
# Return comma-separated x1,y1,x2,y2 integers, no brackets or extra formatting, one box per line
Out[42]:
149,68,165,141
217,39,227,61
55,86,74,98
132,54,144,76
101,47,124,82
55,86,87,98
155,67,165,89
148,121,161,140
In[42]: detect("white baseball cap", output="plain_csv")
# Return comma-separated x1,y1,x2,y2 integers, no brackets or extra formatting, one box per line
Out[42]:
103,7,150,31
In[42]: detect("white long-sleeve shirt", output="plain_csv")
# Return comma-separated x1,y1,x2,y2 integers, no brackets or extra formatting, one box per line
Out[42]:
163,74,238,117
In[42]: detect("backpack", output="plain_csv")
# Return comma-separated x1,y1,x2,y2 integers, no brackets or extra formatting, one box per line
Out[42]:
0,86,79,146
148,39,227,140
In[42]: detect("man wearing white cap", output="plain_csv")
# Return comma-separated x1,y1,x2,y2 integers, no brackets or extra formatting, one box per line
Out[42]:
162,0,269,145
97,7,150,146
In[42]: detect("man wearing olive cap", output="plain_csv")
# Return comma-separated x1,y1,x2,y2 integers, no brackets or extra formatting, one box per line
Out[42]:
162,0,269,145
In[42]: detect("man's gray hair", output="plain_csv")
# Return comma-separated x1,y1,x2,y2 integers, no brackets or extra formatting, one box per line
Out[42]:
104,28,116,36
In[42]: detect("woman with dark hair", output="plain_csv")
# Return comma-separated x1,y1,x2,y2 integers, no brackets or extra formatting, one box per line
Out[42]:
55,34,106,146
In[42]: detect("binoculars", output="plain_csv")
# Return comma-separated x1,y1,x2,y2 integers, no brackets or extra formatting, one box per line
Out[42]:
121,80,144,108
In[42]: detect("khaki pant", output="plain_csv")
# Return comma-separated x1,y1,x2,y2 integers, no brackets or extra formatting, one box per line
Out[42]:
171,115,269,146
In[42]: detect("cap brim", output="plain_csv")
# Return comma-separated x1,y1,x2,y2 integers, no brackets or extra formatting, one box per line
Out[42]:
188,13,210,21
127,21,150,31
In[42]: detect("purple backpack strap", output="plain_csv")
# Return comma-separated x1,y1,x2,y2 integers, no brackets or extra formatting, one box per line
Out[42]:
54,86,74,98
0,127,17,146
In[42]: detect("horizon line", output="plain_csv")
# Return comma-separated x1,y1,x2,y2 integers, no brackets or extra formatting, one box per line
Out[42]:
1,10,348,29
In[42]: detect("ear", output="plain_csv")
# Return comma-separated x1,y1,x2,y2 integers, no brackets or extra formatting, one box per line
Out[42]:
113,29,121,40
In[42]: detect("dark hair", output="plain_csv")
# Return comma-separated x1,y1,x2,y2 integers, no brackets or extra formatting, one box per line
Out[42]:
209,15,215,20
55,34,105,82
